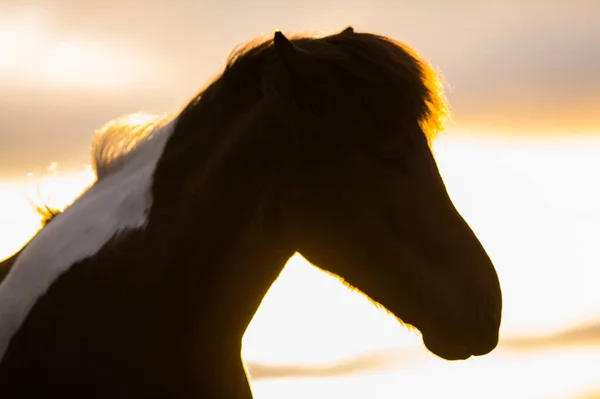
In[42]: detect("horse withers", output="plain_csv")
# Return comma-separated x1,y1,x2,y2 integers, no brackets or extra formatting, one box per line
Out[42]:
0,27,502,397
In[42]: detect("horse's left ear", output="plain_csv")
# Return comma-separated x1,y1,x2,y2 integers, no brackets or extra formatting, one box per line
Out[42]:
273,30,299,68
341,26,354,34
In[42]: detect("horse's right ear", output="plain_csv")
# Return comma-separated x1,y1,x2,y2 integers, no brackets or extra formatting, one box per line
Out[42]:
341,26,354,34
273,30,299,69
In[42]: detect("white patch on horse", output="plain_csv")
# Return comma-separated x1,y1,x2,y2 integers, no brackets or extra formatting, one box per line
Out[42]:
0,114,177,361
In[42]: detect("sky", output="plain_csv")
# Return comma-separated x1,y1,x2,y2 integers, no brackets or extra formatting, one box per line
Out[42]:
0,1,599,398
0,0,599,178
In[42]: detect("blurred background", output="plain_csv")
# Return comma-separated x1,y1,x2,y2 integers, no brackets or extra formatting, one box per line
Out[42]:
1,1,599,398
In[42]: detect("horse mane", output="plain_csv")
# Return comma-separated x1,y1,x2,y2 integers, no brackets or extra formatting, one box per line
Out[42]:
18,113,173,232
183,30,450,149
26,187,63,229
90,112,174,181
22,30,449,233
34,204,61,228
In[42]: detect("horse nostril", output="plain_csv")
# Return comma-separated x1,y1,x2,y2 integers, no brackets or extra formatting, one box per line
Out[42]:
468,297,501,356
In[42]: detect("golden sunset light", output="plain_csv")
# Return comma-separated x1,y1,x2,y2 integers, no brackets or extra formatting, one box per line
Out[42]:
1,0,599,398
0,7,143,89
0,166,95,259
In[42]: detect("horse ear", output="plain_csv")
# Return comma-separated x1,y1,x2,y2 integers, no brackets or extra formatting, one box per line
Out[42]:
341,26,354,34
273,30,298,66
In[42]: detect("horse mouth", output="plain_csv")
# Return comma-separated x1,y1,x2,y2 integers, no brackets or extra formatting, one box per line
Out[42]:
422,335,472,361
421,329,499,361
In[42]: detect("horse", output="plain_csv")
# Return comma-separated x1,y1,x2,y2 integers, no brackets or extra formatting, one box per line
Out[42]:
0,27,502,398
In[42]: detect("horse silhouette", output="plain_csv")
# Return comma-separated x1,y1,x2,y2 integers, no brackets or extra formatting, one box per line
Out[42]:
0,27,502,398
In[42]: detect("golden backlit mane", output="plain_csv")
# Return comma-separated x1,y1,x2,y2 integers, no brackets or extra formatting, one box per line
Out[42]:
221,31,450,148
90,112,174,181
33,204,61,228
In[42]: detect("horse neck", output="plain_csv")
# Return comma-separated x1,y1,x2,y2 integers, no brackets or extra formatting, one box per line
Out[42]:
145,102,296,342
146,167,293,347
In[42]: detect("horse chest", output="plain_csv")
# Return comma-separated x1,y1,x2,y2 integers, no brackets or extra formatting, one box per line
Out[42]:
0,234,252,397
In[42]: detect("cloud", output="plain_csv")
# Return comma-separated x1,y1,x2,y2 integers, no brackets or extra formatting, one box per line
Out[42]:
444,18,600,132
502,321,600,350
244,320,600,381
574,390,600,399
0,7,146,88
246,347,414,380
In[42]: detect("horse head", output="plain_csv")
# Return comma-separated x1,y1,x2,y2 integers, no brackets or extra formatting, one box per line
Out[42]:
173,27,503,360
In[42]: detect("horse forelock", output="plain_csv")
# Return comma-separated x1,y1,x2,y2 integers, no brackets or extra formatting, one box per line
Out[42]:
91,112,175,181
